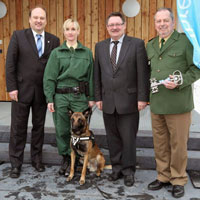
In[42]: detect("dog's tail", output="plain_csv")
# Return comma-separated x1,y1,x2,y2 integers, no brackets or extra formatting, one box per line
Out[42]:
103,165,112,169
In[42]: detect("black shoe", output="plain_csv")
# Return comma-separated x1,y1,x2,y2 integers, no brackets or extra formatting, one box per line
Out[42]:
10,167,21,178
32,162,45,172
172,185,184,198
59,155,70,175
148,179,170,190
108,172,123,181
124,174,134,187
0,161,4,165
65,157,82,176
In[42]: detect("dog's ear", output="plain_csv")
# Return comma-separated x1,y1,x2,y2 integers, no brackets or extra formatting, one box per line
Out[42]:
68,109,74,117
83,107,92,119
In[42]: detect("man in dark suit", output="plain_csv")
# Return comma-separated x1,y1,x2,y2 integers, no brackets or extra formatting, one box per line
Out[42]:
94,12,149,187
6,5,60,178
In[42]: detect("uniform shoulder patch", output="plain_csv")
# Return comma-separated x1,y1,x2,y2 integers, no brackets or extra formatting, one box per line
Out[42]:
180,32,186,35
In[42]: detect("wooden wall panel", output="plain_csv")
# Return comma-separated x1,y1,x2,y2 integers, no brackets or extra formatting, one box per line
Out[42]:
43,0,50,32
84,0,91,49
134,0,142,39
91,0,98,53
77,0,85,45
149,0,157,40
141,0,149,44
10,0,16,33
16,0,23,30
98,0,106,42
165,0,172,8
56,0,64,43
157,0,165,9
70,0,77,20
0,0,178,101
49,0,56,35
22,0,29,29
113,0,120,11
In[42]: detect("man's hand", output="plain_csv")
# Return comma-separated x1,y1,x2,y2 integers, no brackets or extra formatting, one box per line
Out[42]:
48,103,55,112
88,101,95,108
138,101,148,111
163,75,178,89
9,90,18,102
96,101,103,110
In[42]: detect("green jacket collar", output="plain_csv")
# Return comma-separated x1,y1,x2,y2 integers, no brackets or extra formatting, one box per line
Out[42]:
152,30,179,55
59,41,85,51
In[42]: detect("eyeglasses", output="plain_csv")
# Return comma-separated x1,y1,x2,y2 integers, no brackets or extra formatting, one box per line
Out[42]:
107,23,124,28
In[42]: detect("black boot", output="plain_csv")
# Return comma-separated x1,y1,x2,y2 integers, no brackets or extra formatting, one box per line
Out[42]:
59,155,70,175
64,156,83,176
0,161,4,165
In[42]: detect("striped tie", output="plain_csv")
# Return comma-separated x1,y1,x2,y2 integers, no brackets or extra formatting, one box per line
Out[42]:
36,34,42,57
111,41,119,72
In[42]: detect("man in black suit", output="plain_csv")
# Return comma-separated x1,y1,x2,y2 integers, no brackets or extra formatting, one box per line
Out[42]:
6,5,60,178
94,12,149,186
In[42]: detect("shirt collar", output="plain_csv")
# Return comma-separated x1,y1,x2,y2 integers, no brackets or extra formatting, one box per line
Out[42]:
110,34,125,44
159,31,174,43
66,42,78,49
32,29,45,38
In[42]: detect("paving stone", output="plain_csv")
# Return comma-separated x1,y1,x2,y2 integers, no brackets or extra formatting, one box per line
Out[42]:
1,163,200,200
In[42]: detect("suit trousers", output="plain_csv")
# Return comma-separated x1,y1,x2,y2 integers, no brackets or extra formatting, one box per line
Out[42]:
151,111,191,185
9,100,47,168
103,110,139,176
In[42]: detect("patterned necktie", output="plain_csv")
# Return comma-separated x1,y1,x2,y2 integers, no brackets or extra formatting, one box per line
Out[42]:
160,38,165,51
36,34,42,57
111,41,119,72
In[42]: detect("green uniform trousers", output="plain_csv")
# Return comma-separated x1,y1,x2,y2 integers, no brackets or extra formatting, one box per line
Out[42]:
151,111,191,186
53,93,88,156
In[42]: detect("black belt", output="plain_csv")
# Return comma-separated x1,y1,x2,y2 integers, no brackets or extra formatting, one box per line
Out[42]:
56,87,83,94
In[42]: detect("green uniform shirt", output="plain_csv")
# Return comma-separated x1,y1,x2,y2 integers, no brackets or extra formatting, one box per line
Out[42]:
43,41,94,103
146,30,200,114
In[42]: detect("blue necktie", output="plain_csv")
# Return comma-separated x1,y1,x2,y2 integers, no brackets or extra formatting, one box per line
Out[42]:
36,34,42,57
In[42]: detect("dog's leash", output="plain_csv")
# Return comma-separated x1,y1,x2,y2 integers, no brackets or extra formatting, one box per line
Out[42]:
90,178,116,199
87,105,97,127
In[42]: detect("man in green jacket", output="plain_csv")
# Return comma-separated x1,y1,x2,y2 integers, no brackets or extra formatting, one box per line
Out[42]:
146,8,200,198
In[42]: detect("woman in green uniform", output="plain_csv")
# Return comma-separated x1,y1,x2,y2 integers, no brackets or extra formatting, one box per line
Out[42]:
43,19,95,175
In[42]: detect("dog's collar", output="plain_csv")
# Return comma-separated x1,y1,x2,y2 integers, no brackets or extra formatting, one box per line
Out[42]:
71,135,94,146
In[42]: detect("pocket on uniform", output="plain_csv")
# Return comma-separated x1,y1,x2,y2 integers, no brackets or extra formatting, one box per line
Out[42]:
168,51,183,57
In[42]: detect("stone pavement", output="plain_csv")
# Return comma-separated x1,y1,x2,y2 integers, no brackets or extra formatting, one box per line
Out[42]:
1,163,200,200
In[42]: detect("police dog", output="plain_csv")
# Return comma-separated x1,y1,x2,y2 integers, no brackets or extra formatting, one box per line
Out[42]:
67,108,105,185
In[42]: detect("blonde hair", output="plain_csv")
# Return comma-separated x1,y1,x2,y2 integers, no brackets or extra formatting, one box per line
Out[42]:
63,19,80,31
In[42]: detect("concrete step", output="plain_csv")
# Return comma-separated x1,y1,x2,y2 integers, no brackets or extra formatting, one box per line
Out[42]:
0,143,110,166
1,143,200,170
1,125,200,150
1,125,200,170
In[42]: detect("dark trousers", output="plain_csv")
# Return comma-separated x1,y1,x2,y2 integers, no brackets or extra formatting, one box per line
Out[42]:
9,100,47,168
103,110,139,176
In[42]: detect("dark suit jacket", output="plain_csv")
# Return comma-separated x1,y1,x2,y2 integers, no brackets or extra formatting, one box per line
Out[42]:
94,35,150,114
6,28,60,104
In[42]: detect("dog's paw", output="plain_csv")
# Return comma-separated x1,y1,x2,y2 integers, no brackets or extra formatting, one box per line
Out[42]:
66,176,73,182
79,179,85,185
96,171,101,177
